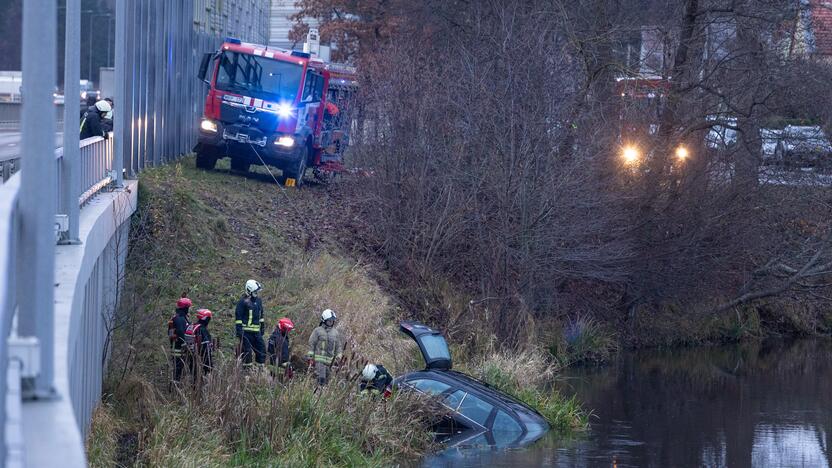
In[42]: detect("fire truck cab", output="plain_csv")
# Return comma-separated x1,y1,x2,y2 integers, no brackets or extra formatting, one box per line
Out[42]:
195,32,357,186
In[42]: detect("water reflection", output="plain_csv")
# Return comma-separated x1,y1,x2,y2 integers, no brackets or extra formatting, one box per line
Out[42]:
424,339,832,467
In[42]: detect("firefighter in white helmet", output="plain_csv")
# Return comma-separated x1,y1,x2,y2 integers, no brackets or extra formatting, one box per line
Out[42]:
307,308,344,385
360,363,393,398
235,279,267,370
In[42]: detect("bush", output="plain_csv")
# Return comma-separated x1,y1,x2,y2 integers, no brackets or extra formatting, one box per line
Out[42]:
468,350,588,434
556,317,618,364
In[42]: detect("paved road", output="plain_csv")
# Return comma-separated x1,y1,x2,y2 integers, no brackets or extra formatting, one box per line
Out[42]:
0,131,65,162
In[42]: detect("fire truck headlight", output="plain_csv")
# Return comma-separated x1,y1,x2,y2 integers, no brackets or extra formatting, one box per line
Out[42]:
275,136,295,148
277,103,294,118
200,119,218,133
622,146,640,164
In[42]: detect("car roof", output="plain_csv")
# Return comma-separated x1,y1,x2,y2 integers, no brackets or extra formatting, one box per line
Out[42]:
398,369,546,422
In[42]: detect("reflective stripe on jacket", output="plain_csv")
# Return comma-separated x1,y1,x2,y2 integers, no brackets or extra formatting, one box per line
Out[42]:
307,325,344,365
235,296,265,334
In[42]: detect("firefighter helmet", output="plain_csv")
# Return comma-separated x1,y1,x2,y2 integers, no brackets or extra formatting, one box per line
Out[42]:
277,317,295,334
362,364,378,381
94,99,112,113
195,309,212,321
325,101,339,117
321,308,337,322
176,297,192,309
245,279,262,296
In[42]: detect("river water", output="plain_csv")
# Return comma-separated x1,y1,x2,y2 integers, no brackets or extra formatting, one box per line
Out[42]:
425,339,832,467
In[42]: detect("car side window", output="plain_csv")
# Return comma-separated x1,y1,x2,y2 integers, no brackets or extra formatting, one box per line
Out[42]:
457,393,493,426
409,378,451,396
492,410,523,434
444,390,466,412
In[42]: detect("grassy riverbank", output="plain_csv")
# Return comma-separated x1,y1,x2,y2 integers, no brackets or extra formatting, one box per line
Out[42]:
88,158,587,467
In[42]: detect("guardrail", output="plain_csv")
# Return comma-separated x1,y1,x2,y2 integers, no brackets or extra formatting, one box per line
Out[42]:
4,135,113,211
0,174,21,467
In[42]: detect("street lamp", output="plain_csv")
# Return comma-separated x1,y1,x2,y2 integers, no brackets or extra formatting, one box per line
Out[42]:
621,145,640,165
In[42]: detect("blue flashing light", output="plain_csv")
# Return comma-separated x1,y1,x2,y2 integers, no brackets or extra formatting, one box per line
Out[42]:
290,50,311,58
276,102,294,119
225,37,242,45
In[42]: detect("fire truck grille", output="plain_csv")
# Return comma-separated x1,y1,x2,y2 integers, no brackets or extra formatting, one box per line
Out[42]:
220,102,278,133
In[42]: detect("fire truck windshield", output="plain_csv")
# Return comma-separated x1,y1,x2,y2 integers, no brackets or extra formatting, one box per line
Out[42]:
215,50,303,103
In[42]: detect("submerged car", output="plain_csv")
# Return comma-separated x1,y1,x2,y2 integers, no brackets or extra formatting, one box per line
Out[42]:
394,321,550,448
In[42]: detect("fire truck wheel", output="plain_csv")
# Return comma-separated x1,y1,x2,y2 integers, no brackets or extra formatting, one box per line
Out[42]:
230,158,250,173
286,147,308,188
195,151,217,170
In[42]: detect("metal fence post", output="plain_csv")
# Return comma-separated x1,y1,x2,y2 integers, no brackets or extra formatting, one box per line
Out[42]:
61,0,81,243
126,0,137,176
18,0,57,399
113,0,125,187
152,0,163,166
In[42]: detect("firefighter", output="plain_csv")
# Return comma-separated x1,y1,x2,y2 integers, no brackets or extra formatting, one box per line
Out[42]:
307,308,344,385
323,100,340,126
101,97,114,132
187,308,214,380
360,363,393,398
268,317,295,379
80,99,112,140
235,279,267,370
169,297,191,383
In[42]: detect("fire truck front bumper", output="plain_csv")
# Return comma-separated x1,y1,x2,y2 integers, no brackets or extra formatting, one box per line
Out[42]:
197,119,303,167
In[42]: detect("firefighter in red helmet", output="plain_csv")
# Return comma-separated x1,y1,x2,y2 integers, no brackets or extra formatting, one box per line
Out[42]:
323,101,340,129
186,309,214,380
268,317,295,379
168,297,192,383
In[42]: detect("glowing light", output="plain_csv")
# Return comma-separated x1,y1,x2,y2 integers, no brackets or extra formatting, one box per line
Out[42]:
200,119,218,133
622,146,640,164
275,136,295,147
276,103,294,118
675,145,689,160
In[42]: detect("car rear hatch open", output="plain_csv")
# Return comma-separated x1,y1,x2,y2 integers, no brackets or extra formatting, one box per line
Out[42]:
399,321,452,370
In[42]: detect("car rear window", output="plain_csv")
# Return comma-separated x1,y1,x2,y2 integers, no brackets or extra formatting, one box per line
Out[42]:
421,334,451,362
409,378,451,396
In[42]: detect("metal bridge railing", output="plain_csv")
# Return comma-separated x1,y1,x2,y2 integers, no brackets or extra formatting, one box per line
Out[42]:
5,135,114,212
78,136,114,206
0,174,21,467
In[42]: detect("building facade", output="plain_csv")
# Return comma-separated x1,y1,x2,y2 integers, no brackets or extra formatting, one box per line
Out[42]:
269,0,318,49
193,0,270,44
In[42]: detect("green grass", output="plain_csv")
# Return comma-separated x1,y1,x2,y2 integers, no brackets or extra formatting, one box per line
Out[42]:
473,353,589,434
545,317,619,365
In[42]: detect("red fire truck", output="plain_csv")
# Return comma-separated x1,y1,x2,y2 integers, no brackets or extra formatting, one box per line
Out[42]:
194,35,357,186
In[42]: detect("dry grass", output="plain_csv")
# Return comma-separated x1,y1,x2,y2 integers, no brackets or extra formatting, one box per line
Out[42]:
115,356,436,467
90,158,586,466
86,403,123,468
